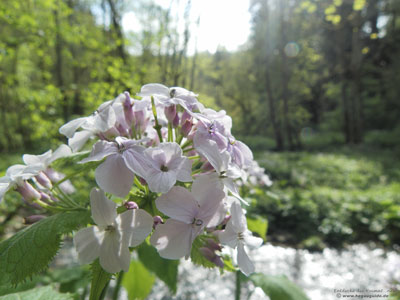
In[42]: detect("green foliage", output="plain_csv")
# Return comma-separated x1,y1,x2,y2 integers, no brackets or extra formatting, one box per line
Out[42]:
253,149,400,249
247,216,268,241
0,286,74,300
122,260,155,300
89,260,112,300
250,273,310,300
0,210,90,285
137,241,178,293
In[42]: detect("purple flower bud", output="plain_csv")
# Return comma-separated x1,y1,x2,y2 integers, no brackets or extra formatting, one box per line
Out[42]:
206,238,222,251
221,214,232,226
134,110,145,128
181,120,193,137
172,113,179,128
153,215,163,228
116,123,129,137
123,92,135,126
164,105,176,123
139,177,147,186
40,192,51,203
24,215,45,224
35,171,52,189
199,247,224,268
16,181,41,202
124,201,138,210
201,161,215,172
180,110,191,125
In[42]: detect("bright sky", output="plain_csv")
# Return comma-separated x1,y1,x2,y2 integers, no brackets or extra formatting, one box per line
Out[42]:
122,0,252,54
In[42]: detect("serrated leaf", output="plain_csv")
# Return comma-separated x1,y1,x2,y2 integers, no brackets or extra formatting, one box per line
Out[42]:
0,210,90,285
247,216,268,241
250,273,310,300
122,260,155,300
89,260,112,300
137,242,179,293
190,235,216,269
0,285,74,300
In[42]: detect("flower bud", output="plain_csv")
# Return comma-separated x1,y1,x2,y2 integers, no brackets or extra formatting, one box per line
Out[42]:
172,113,179,128
201,161,215,172
16,181,41,202
181,120,193,137
124,201,138,210
24,215,45,224
35,171,52,189
199,247,224,268
221,214,232,226
206,238,222,251
180,110,191,125
123,92,135,126
164,105,176,123
153,215,163,228
40,192,51,203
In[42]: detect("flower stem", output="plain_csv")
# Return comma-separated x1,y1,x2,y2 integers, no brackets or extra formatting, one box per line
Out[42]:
151,96,163,142
235,270,241,300
112,271,124,300
168,123,173,142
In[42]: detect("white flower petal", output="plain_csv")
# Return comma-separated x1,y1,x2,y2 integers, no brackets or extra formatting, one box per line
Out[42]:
175,158,192,182
218,221,239,248
73,226,103,264
223,178,248,205
90,188,117,227
244,234,263,249
155,186,199,223
119,209,153,247
23,150,52,167
99,231,129,273
138,83,170,97
95,155,134,197
68,130,93,152
49,144,72,164
123,146,151,179
59,117,87,138
191,174,224,202
150,219,194,259
0,182,11,202
80,141,116,164
230,201,247,233
237,242,255,276
146,169,177,194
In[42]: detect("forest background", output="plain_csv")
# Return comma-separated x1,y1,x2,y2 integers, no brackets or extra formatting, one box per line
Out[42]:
1,0,400,264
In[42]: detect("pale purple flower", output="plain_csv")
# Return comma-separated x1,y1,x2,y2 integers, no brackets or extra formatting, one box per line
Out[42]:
143,142,192,194
194,139,247,204
59,101,117,152
150,177,226,259
226,136,254,169
0,164,42,202
80,137,149,197
218,201,263,276
74,188,153,273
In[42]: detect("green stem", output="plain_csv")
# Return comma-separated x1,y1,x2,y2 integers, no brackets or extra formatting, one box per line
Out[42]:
112,271,124,300
235,271,241,300
181,140,193,149
188,155,200,160
176,132,183,145
183,147,195,153
168,123,173,142
151,96,163,142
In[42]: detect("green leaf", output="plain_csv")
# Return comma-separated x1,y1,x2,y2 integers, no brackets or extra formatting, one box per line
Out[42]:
89,260,112,300
250,273,310,300
137,242,179,293
122,260,155,300
0,286,74,300
247,216,268,241
0,210,90,285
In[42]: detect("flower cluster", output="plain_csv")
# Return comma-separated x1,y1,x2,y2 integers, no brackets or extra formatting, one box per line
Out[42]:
0,83,270,276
